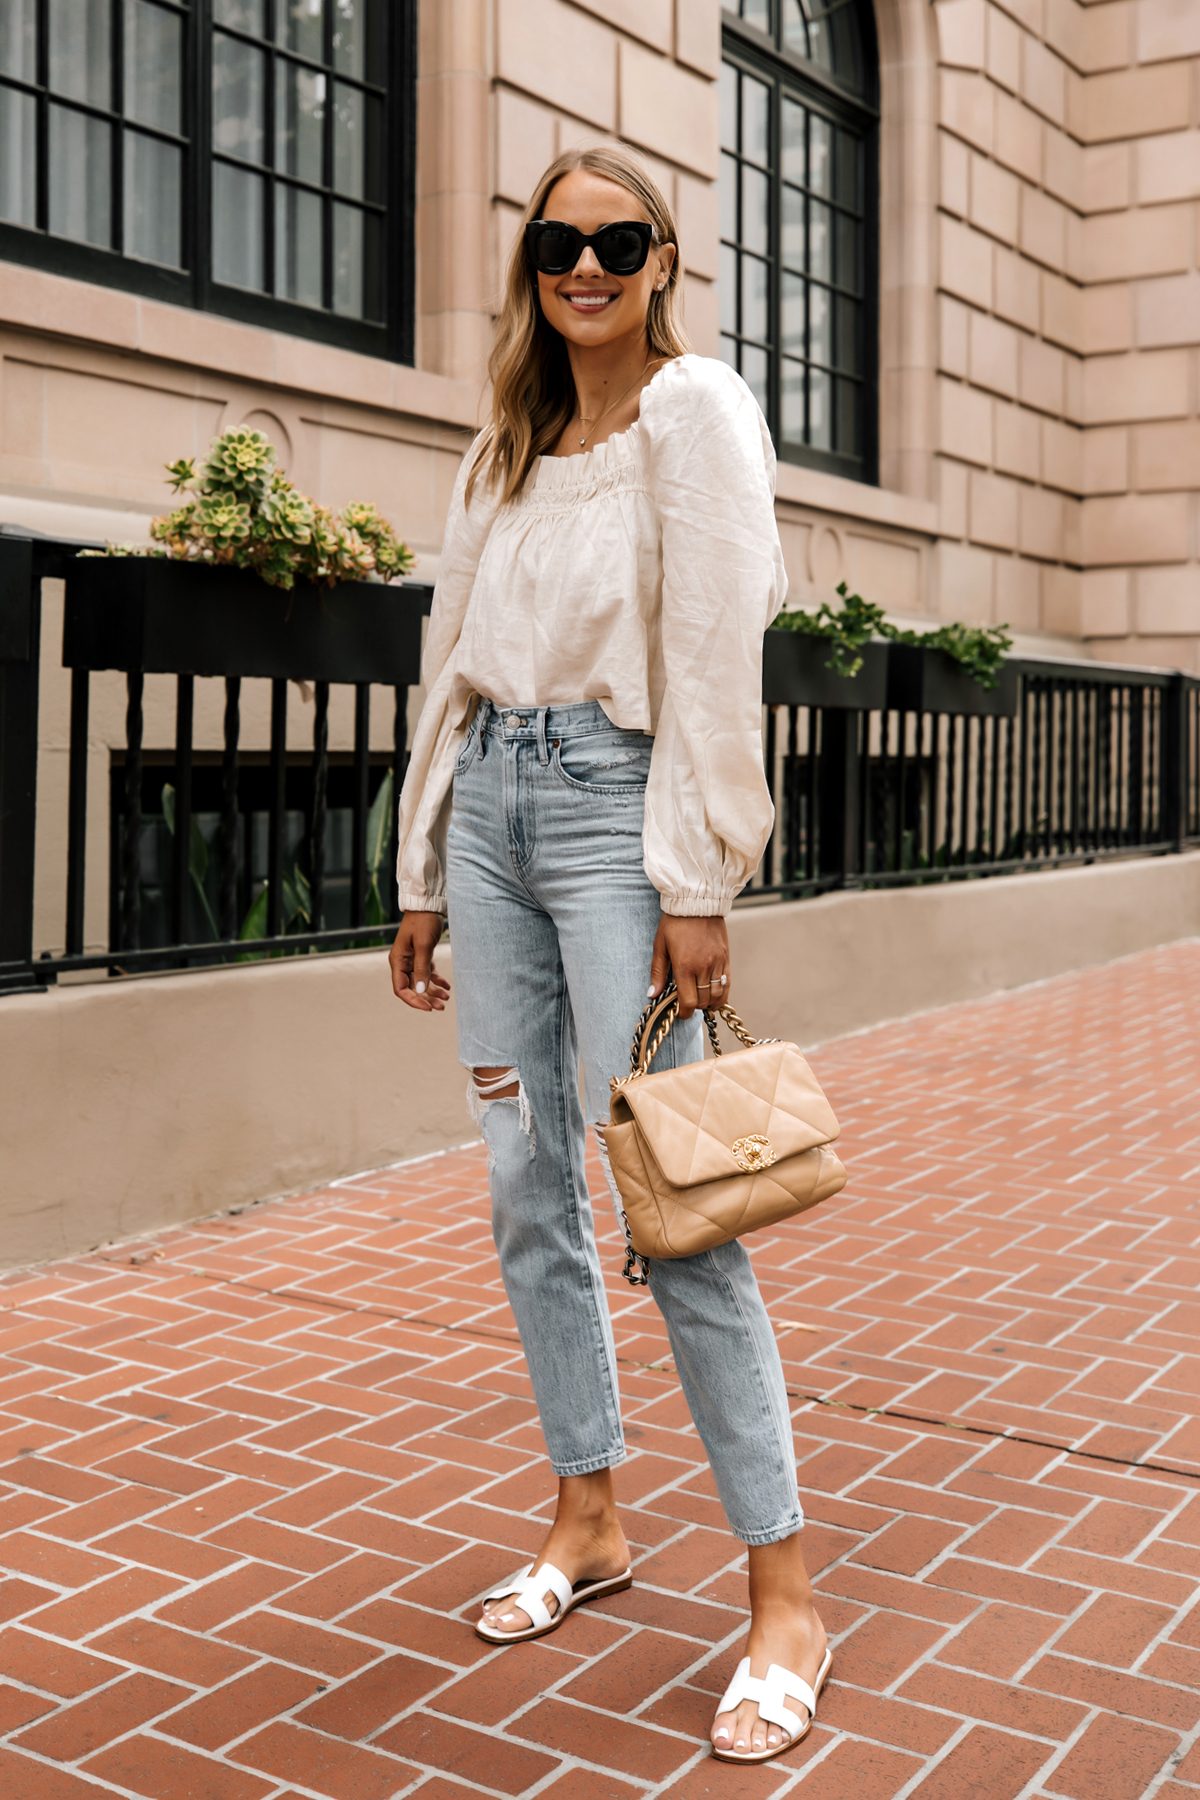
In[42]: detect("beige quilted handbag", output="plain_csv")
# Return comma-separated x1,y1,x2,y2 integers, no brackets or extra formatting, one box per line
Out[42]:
600,984,847,1283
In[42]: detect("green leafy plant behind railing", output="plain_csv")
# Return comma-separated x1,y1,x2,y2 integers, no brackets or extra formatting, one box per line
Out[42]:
773,582,1013,688
86,427,415,592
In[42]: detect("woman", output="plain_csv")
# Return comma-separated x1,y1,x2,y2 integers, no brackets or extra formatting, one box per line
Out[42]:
389,147,827,1764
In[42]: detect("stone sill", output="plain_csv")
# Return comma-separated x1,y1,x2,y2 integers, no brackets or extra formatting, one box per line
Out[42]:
0,260,482,431
775,461,937,536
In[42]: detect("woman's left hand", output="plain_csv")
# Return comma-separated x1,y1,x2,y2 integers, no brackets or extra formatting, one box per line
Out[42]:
649,914,731,1019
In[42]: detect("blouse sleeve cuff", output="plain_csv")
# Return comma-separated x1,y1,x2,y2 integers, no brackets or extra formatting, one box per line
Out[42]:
659,887,739,919
398,891,448,917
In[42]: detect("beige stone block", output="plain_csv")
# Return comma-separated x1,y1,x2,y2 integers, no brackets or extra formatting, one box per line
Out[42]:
1082,141,1129,214
135,303,269,383
674,170,718,281
1083,424,1129,494
940,295,971,378
1064,350,1083,428
1078,0,1132,73
419,0,488,77
1019,185,1066,270
994,0,1041,36
938,454,970,536
940,215,993,310
994,245,1040,331
1043,126,1083,211
937,0,987,68
942,132,971,218
995,398,1041,479
2,360,44,467
1136,131,1200,205
971,152,1020,240
418,63,488,200
987,4,1022,92
1018,334,1065,416
995,552,1041,630
940,69,995,154
0,264,139,352
675,0,720,77
418,187,490,316
1085,205,1191,285
1083,64,1190,144
1081,283,1130,354
969,467,1020,547
1021,35,1066,126
1136,563,1200,634
1083,348,1189,424
1040,416,1081,493
1137,0,1200,63
850,535,922,613
992,89,1041,182
495,89,558,209
939,374,994,465
25,364,223,501
969,311,1020,395
497,0,616,129
1133,419,1200,491
1135,273,1200,350
1041,0,1081,68
1064,211,1084,285
1041,270,1081,351
1041,564,1081,636
1020,484,1065,559
1081,568,1131,636
572,0,672,49
1065,66,1087,141
620,39,717,176
1083,491,1189,564
936,538,995,623
681,272,719,356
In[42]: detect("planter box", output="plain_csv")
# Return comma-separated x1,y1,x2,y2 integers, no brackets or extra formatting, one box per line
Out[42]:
886,643,1019,717
763,631,890,710
63,556,425,685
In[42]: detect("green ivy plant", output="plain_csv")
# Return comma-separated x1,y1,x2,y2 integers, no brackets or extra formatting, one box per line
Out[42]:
773,582,1013,689
88,427,415,592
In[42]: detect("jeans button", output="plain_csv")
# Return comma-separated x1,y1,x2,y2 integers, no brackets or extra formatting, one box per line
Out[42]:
506,713,524,728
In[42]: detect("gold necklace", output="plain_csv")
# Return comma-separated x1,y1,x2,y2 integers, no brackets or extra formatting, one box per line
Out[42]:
574,361,656,448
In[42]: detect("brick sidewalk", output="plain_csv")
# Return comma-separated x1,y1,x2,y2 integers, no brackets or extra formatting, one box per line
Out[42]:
3,940,1200,1800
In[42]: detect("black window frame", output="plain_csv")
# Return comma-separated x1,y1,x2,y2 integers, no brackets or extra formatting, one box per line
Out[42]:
721,3,879,484
0,0,416,364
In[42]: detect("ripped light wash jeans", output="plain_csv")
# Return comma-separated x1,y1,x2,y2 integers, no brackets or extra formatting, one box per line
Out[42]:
444,699,802,1545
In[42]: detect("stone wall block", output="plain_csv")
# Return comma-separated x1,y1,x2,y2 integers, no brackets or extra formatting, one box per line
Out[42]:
1084,204,1191,284
1083,64,1190,144
994,397,1040,480
1018,332,1065,415
1081,568,1132,636
1083,348,1190,423
1133,419,1200,492
937,0,987,70
937,453,970,537
1081,283,1131,354
675,0,720,77
1137,131,1200,206
681,272,719,356
942,132,971,217
495,88,558,209
1136,563,1200,635
1083,425,1129,495
971,152,1020,240
1137,0,1200,64
1019,483,1065,559
940,215,994,309
619,39,717,176
941,69,996,154
1083,492,1190,564
1020,33,1067,127
1082,141,1130,214
992,89,1041,182
1040,0,1082,70
1135,272,1200,350
571,0,672,51
940,294,971,377
994,244,1040,331
969,466,1020,546
497,0,617,129
995,551,1040,629
939,374,994,465
1043,125,1083,211
675,170,719,281
986,4,1022,93
1040,269,1081,350
1041,564,1081,636
936,538,996,622
1019,184,1067,270
969,310,1020,395
1078,0,1132,74
1041,416,1082,493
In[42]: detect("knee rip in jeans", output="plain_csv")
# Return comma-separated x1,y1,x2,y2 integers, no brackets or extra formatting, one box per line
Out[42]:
467,1066,535,1168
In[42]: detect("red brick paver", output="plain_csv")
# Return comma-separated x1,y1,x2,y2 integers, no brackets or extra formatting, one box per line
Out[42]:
2,939,1200,1798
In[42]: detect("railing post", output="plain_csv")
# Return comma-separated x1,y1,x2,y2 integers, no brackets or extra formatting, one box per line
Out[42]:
817,707,862,887
1163,672,1187,851
0,538,42,991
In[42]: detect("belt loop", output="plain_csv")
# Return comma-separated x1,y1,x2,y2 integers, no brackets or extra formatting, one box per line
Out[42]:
476,697,491,759
536,708,550,766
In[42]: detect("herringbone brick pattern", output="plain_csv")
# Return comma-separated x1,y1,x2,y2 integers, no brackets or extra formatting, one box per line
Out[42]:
2,940,1200,1800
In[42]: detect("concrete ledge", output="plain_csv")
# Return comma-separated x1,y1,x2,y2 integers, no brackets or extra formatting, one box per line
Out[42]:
3,851,1198,1270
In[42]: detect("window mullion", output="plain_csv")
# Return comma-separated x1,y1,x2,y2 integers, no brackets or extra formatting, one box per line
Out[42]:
35,0,49,232
112,0,124,255
264,3,275,300
769,65,780,450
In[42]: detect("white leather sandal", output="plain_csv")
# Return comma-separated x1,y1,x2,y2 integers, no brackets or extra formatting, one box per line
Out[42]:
475,1560,633,1644
711,1648,832,1764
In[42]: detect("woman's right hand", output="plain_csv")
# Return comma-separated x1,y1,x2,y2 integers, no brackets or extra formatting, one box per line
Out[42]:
389,912,451,1012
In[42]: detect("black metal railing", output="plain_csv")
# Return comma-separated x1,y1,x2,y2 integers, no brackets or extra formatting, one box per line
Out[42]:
2,533,1198,993
747,657,1200,900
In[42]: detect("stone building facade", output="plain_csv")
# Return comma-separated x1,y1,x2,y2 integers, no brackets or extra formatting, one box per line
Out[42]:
2,0,1199,672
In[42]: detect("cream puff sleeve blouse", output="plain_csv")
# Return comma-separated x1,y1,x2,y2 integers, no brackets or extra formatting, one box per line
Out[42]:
395,353,787,918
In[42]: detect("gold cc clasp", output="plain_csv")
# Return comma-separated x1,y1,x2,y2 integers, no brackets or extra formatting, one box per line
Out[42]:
732,1134,777,1173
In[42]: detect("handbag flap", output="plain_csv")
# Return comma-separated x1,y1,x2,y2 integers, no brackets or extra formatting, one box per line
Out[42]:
612,1041,840,1189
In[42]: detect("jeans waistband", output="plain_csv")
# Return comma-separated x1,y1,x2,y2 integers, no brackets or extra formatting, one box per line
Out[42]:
477,699,641,742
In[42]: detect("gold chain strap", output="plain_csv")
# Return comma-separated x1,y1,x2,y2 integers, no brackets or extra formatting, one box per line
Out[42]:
612,981,770,1091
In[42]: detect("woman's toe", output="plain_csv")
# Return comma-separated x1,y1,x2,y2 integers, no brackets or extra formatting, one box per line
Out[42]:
711,1710,733,1750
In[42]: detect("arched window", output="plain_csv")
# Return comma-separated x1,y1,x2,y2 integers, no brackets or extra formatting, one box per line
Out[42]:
721,1,878,482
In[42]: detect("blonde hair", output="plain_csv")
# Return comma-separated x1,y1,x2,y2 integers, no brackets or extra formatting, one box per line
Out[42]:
467,146,690,507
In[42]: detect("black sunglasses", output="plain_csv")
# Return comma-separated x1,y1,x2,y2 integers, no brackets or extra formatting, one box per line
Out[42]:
525,218,658,277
